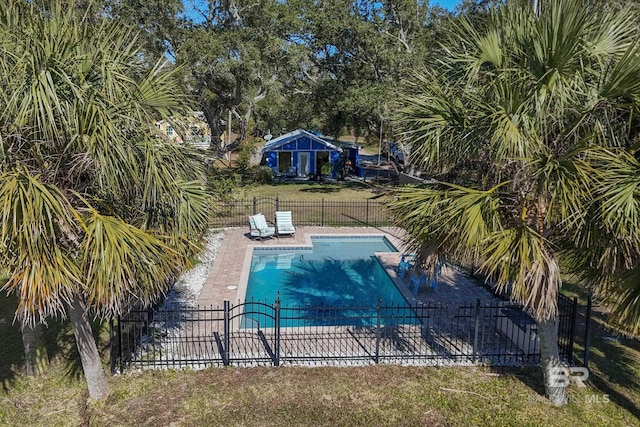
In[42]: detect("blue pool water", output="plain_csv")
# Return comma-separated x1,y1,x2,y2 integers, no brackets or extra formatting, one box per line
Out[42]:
243,236,416,327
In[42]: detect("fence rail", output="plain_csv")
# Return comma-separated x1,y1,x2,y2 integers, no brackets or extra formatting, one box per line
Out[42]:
112,296,578,372
212,197,392,228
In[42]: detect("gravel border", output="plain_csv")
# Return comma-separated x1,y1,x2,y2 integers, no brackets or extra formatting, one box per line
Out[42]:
161,229,225,308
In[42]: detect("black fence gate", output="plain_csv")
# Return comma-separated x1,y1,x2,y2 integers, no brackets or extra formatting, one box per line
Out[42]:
212,197,392,228
112,296,579,372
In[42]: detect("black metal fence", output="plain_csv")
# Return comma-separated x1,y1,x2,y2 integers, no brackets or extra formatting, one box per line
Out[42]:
111,295,578,372
212,197,392,228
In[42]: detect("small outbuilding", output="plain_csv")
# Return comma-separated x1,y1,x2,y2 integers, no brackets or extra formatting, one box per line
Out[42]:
262,129,342,178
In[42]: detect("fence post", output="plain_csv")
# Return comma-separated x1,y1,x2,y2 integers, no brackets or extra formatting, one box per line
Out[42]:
274,298,281,367
109,319,116,374
473,299,481,362
223,300,230,366
583,292,592,369
366,199,370,226
568,297,578,364
375,299,382,364
252,197,257,215
275,196,279,212
321,198,325,226
117,315,123,373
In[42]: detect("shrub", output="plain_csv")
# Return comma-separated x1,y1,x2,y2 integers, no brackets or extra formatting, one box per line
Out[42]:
254,166,273,184
209,171,243,202
236,144,253,172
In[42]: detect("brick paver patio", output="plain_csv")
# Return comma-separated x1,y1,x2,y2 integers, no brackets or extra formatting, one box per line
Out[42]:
197,226,497,308
116,227,555,370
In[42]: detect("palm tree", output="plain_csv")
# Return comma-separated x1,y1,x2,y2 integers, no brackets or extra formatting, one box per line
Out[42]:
0,1,209,400
388,0,640,405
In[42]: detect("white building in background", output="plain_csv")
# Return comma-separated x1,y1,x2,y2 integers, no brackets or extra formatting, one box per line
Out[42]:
154,111,211,149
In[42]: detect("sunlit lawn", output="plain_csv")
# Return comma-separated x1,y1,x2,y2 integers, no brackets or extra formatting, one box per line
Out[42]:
1,288,639,426
210,159,385,202
244,180,380,200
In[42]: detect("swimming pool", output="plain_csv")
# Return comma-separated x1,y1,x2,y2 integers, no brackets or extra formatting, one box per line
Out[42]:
244,236,415,327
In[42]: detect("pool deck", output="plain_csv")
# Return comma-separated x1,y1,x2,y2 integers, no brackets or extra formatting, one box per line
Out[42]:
197,227,497,308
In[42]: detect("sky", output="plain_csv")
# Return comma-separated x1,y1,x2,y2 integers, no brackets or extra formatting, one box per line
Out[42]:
182,1,463,23
431,0,460,11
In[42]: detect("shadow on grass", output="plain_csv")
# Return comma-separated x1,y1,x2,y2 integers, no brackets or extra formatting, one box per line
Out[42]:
279,179,369,190
574,311,640,418
499,307,640,418
0,295,24,391
299,185,342,194
490,366,546,396
1,294,110,393
555,278,639,415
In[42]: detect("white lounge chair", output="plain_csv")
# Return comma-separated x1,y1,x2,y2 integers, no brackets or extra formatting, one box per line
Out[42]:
275,211,296,236
248,214,275,240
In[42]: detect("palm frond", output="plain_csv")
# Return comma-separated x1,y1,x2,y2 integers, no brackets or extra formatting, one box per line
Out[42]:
385,182,505,264
0,168,81,323
392,0,640,328
593,268,640,336
0,0,209,325
600,40,640,104
81,210,180,316
481,225,561,320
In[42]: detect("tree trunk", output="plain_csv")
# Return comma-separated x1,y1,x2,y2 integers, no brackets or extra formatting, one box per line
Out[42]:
68,293,109,400
201,101,223,154
537,315,567,406
21,322,46,375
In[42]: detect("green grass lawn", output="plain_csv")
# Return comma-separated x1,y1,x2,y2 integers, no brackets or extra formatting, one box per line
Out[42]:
1,290,639,426
559,279,640,423
244,180,380,200
209,163,385,202
1,362,638,426
209,167,389,227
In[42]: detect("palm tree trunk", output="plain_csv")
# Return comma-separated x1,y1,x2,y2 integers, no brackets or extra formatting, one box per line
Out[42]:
68,293,109,400
20,322,46,375
537,315,567,406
